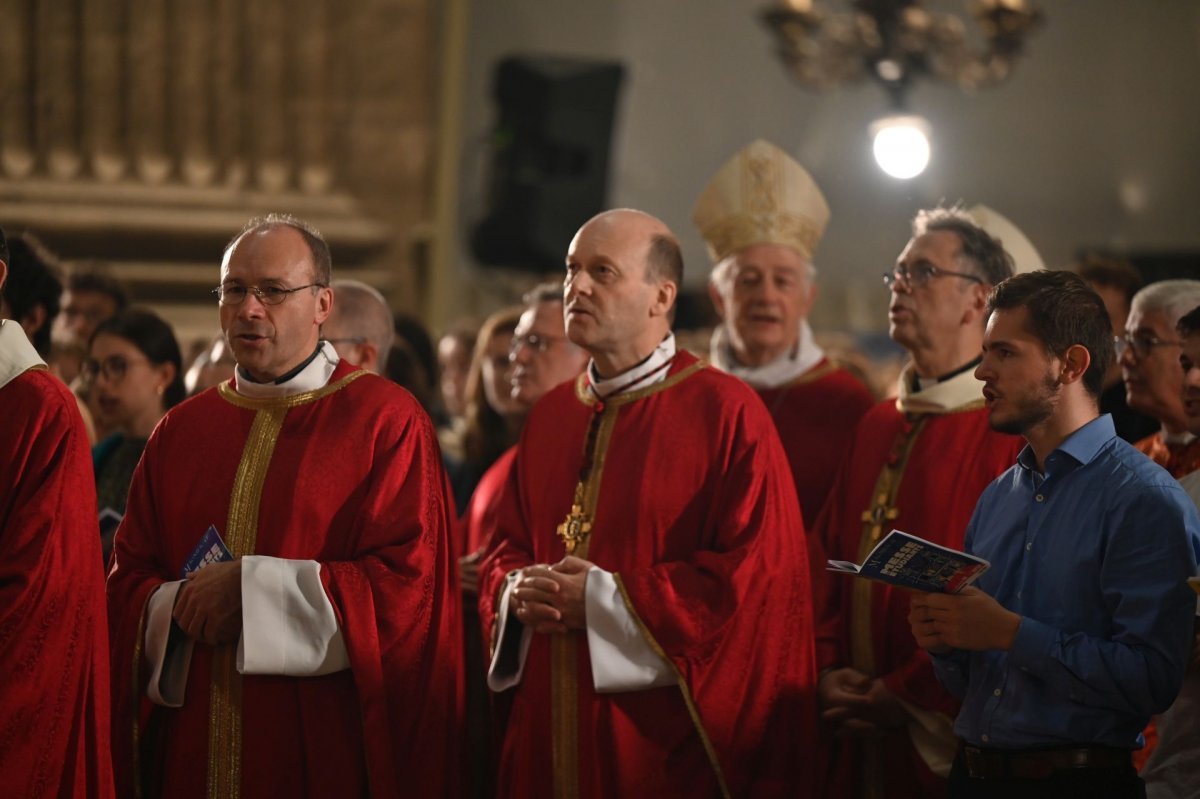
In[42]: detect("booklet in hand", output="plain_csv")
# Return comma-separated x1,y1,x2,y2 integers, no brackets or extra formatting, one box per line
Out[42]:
182,524,234,578
827,529,989,594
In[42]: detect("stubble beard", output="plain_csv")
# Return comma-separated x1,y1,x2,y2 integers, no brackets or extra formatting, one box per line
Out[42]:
989,372,1061,436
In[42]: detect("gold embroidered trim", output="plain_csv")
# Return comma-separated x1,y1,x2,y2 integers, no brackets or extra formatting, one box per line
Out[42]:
216,369,366,410
613,575,732,799
572,359,707,407
849,416,928,677
207,405,287,799
848,415,928,799
550,635,580,799
131,592,149,799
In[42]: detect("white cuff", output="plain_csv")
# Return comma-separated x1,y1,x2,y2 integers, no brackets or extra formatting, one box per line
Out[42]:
585,568,674,693
237,556,349,676
487,572,533,692
145,581,194,707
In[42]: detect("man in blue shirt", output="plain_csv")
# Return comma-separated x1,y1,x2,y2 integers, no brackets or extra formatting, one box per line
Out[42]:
908,270,1200,798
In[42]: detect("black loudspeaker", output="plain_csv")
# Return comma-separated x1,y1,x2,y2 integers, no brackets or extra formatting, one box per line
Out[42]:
470,56,626,271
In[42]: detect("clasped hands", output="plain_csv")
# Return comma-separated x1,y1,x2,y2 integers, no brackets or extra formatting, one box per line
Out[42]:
172,559,243,646
511,555,594,635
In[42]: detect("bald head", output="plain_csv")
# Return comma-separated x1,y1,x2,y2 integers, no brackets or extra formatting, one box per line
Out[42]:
323,280,395,374
563,208,682,376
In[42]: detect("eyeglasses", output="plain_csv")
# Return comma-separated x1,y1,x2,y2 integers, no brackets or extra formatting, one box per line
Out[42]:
509,332,567,357
1114,333,1183,360
81,354,148,383
212,283,326,306
882,263,984,290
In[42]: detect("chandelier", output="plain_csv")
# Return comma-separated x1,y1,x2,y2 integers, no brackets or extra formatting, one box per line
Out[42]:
761,0,1043,178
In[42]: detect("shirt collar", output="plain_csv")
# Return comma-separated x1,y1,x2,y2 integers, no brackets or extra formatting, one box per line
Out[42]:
233,340,341,398
587,334,676,398
0,319,46,390
1017,414,1116,473
708,320,825,389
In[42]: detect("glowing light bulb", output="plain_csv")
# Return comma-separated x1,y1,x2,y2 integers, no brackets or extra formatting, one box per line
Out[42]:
871,115,931,179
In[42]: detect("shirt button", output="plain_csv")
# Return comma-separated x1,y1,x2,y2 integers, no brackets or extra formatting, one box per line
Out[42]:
1025,542,1033,551
993,688,1002,697
982,734,990,743
1017,591,1023,599
1035,494,1045,502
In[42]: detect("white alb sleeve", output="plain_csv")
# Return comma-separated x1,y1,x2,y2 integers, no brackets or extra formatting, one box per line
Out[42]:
237,556,350,676
487,571,533,691
585,568,674,693
144,580,194,707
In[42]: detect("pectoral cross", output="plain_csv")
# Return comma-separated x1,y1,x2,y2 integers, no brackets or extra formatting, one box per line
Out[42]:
557,503,592,554
861,493,900,544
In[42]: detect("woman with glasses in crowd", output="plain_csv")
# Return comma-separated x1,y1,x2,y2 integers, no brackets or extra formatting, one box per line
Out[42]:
85,308,185,563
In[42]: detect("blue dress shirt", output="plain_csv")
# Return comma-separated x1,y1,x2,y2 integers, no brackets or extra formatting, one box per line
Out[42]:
932,414,1200,749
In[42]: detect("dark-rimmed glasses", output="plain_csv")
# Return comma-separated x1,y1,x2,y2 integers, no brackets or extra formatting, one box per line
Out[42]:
882,263,984,290
81,354,148,383
509,332,567,357
212,283,326,306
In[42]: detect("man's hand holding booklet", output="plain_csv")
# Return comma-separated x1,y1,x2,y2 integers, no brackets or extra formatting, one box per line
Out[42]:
827,529,989,594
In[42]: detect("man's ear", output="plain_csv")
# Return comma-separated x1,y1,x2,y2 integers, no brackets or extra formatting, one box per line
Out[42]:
651,279,678,320
360,342,380,374
1059,343,1092,386
315,286,334,325
0,259,8,294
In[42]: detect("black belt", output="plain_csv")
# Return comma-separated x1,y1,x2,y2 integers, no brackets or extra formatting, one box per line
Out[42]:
961,743,1133,781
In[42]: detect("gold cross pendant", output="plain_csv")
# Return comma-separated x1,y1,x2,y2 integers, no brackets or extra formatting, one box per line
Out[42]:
557,503,593,554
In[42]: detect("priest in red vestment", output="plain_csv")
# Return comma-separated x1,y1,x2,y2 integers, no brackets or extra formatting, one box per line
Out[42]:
478,209,817,798
813,208,1024,799
693,139,874,528
107,216,460,799
0,234,115,798
1119,280,1200,479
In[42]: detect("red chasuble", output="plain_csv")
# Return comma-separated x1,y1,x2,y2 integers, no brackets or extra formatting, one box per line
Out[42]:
479,351,817,799
756,360,875,528
463,445,518,556
107,362,461,799
811,368,1023,799
1134,432,1200,479
1,366,115,798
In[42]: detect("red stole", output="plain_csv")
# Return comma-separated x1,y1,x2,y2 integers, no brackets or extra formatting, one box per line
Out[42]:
108,362,461,798
0,368,115,798
479,351,818,798
756,359,875,528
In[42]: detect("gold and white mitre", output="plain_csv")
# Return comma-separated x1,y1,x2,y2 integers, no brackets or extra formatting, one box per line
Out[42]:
967,204,1045,275
691,139,831,264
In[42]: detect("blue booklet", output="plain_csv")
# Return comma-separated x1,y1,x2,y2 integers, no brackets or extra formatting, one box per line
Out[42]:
182,525,234,578
827,529,989,594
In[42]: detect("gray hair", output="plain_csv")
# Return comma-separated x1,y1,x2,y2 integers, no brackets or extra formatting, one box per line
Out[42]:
225,213,332,286
912,205,1013,286
1130,280,1200,327
523,280,564,307
326,279,394,365
709,251,817,294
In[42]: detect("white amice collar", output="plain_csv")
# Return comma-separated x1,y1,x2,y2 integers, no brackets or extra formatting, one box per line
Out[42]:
0,319,46,390
708,320,825,390
588,334,676,398
233,340,341,399
895,361,986,415
1162,428,1197,446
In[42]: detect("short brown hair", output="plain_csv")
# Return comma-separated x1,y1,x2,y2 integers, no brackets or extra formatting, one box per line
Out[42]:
227,213,332,285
